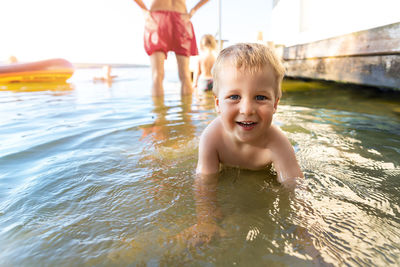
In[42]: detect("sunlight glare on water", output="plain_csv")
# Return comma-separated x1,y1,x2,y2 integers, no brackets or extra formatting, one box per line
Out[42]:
0,68,399,266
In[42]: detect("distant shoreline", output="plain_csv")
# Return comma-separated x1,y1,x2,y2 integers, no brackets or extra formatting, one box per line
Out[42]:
0,61,150,68
73,63,150,69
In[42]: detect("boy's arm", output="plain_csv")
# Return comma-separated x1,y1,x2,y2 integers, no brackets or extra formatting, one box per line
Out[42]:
194,173,221,224
176,124,224,246
177,171,225,246
189,0,210,18
195,124,222,224
196,124,220,175
272,130,303,186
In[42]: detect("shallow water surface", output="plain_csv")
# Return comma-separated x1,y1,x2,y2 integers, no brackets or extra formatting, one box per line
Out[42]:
0,67,400,266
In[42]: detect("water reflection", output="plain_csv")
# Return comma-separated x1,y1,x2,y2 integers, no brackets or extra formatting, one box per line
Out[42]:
106,94,200,264
140,96,169,142
164,168,333,266
281,79,400,118
140,95,196,147
276,102,400,266
92,65,119,88
0,82,74,94
217,169,333,266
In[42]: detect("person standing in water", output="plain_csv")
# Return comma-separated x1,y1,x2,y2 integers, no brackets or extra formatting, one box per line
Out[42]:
193,34,217,92
133,0,211,96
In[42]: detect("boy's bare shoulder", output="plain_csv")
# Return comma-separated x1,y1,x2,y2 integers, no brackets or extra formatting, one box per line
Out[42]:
269,125,304,180
269,125,294,152
269,125,300,169
197,118,222,174
200,117,222,142
199,118,225,155
270,124,287,137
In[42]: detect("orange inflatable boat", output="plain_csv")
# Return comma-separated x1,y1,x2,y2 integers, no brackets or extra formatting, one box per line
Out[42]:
0,58,74,83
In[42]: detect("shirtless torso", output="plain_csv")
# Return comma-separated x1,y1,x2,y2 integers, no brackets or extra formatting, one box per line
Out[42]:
198,50,215,79
134,0,209,17
149,0,188,13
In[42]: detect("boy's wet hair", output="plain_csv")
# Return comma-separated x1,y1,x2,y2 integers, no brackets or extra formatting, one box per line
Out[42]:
200,34,217,50
212,43,285,99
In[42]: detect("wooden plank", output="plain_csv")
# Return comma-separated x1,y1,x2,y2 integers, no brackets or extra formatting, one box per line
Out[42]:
283,22,400,60
283,55,400,89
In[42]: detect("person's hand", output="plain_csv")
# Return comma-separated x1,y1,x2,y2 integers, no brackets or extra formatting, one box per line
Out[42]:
176,222,226,247
143,9,152,20
140,8,149,17
143,10,158,29
180,12,191,23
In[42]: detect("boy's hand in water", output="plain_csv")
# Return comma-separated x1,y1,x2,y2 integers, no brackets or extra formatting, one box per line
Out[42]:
178,172,224,247
176,222,226,247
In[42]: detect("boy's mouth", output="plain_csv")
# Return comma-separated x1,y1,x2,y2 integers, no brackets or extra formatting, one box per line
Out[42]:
236,121,257,129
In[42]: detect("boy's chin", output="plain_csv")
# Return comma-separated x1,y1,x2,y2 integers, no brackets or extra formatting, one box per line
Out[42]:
233,132,259,143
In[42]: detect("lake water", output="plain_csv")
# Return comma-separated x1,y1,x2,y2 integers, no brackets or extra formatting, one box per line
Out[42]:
0,67,399,266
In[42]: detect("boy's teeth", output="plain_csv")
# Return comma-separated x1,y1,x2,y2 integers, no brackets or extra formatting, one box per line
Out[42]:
237,121,256,126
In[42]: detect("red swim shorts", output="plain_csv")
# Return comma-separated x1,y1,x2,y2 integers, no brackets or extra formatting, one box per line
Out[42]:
144,11,198,58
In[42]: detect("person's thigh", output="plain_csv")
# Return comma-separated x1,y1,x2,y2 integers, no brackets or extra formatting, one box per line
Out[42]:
149,52,166,96
150,52,166,77
176,54,193,95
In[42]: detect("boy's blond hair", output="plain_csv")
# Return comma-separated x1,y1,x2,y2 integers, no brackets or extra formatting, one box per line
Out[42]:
200,34,217,50
212,43,285,99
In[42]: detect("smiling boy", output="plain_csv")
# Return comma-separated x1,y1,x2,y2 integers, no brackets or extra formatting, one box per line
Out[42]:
177,43,305,246
196,43,303,183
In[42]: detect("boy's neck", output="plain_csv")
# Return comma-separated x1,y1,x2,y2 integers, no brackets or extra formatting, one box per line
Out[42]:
224,125,276,148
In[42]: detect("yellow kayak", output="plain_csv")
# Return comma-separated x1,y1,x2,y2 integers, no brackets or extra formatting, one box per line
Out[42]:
0,58,74,83
0,82,74,93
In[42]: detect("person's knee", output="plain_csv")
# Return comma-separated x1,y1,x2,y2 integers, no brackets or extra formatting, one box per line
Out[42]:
152,69,165,82
178,69,191,82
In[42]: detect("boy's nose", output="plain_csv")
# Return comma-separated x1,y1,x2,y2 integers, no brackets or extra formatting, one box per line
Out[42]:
240,98,255,115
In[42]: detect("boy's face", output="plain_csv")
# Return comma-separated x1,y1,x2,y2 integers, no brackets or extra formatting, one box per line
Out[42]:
215,63,279,144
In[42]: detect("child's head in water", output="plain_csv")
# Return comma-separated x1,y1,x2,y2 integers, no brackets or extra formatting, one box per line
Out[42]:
199,34,217,52
212,43,285,100
196,43,302,182
211,43,285,145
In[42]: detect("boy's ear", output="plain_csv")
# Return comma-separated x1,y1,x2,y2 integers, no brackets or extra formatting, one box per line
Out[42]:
273,98,280,113
214,96,221,113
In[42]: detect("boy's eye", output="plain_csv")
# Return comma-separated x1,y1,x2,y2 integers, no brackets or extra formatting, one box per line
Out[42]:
228,95,240,100
255,95,268,100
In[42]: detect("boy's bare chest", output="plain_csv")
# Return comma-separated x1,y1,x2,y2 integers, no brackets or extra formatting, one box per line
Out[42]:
218,144,272,170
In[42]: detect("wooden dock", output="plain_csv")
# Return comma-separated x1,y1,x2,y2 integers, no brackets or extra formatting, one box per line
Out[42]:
282,22,400,90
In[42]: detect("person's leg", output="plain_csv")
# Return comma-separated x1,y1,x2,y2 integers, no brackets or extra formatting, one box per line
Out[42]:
176,54,193,95
150,52,166,96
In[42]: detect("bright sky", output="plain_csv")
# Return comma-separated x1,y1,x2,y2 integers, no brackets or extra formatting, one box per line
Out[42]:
2,0,398,65
271,0,400,46
0,0,272,65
